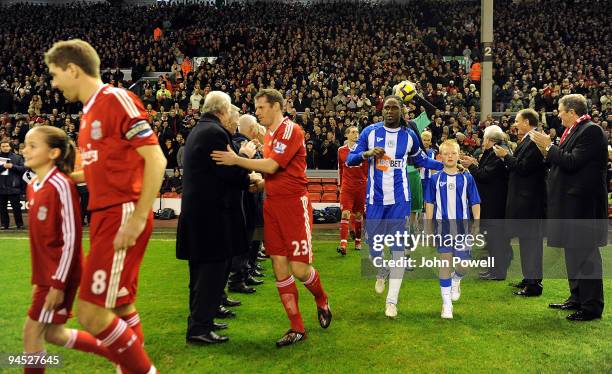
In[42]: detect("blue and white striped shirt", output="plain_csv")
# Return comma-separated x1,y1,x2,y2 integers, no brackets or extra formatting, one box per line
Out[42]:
424,171,481,219
347,122,443,205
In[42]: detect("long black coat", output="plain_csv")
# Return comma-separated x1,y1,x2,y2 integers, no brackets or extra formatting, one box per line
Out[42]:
468,147,508,219
546,120,608,248
176,113,250,263
503,136,546,219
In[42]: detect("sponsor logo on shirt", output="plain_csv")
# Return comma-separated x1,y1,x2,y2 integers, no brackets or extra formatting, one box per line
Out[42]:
37,206,47,221
273,140,287,154
375,155,403,171
81,144,99,166
439,181,447,187
91,120,103,140
376,137,384,142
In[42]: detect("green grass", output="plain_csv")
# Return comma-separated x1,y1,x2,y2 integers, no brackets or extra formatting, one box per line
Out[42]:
1,233,611,373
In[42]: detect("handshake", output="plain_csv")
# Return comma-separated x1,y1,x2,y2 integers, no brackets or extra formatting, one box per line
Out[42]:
239,140,261,159
249,172,264,193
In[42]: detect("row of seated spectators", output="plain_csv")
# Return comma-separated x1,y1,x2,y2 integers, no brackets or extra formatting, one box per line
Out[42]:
0,0,610,171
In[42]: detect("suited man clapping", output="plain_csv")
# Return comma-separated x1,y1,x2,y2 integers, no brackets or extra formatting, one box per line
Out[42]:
530,94,606,322
493,108,546,297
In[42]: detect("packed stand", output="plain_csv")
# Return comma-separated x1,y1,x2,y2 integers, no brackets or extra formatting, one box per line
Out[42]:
0,0,609,172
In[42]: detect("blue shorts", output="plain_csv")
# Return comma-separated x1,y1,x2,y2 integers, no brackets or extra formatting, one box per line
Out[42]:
435,219,471,259
365,202,410,255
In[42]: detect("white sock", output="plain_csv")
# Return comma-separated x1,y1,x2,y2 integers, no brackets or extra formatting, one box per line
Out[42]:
441,286,452,305
386,251,406,304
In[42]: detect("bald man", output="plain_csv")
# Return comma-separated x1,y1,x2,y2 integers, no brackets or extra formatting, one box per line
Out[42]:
226,114,266,296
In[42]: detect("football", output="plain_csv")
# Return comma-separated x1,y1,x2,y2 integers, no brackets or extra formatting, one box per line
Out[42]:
394,80,417,102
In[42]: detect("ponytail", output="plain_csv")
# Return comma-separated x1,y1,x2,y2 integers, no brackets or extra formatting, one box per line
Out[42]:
58,139,76,174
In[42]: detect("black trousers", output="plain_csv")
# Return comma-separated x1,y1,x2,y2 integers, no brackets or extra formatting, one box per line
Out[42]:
485,223,512,278
0,194,23,228
76,185,90,224
564,247,604,317
187,259,230,337
518,235,543,288
228,228,255,286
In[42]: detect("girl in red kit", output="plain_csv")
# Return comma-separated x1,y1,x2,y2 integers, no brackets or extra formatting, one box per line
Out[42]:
22,126,114,373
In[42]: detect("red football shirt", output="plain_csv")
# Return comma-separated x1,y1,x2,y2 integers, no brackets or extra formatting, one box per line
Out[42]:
78,85,159,211
27,167,82,289
338,144,368,192
263,117,308,199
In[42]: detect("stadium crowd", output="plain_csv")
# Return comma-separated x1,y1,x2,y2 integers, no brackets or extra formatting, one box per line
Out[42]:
0,0,610,172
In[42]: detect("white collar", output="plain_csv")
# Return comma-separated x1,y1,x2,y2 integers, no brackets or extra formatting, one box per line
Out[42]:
32,166,57,192
83,84,106,114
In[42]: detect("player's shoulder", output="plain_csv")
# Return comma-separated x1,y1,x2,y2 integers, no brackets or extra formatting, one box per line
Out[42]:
361,122,382,135
278,118,303,141
101,86,144,118
48,170,76,191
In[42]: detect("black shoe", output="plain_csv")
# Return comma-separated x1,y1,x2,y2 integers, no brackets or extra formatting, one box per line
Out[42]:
187,331,229,344
549,301,580,310
566,310,601,322
479,272,505,281
216,306,237,319
510,279,527,288
276,329,307,348
222,298,242,307
0,226,9,230
514,287,542,297
336,246,347,256
245,276,264,286
254,263,265,272
16,225,24,230
229,284,256,294
317,302,332,329
478,269,491,277
250,269,265,278
212,322,228,331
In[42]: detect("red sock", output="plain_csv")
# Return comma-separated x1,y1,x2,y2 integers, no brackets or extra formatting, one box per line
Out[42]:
64,329,114,362
355,217,363,240
276,276,305,333
303,267,328,309
339,219,349,248
24,369,44,374
122,312,144,346
23,351,45,374
95,317,156,374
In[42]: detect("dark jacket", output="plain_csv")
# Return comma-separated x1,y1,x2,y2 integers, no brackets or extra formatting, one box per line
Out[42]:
546,120,608,248
176,113,250,263
0,152,26,195
467,147,508,219
232,132,264,230
503,136,547,219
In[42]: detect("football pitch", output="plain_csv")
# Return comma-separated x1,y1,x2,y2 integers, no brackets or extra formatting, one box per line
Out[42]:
1,230,611,373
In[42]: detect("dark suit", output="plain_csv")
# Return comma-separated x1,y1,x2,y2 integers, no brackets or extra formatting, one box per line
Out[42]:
176,113,250,336
468,147,511,278
0,151,25,229
502,136,546,290
546,120,606,317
